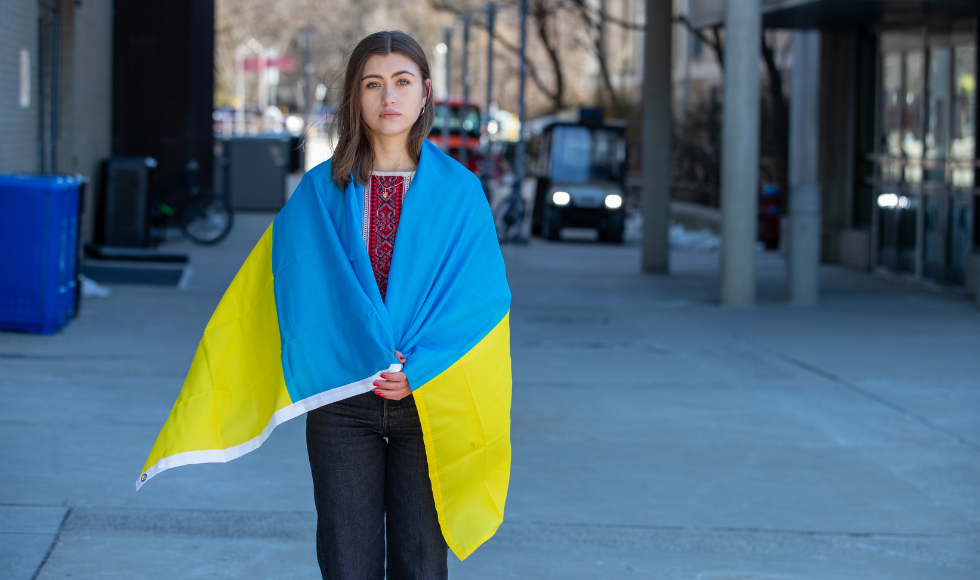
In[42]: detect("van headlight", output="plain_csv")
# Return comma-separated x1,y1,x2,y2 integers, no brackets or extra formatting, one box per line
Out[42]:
552,191,571,205
604,194,623,209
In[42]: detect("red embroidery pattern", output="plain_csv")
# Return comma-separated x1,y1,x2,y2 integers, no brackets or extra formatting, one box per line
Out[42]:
367,174,406,301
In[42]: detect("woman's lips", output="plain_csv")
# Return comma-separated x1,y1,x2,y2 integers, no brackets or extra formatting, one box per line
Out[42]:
381,111,400,119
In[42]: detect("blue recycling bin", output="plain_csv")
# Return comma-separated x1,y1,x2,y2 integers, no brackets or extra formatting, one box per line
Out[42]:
0,174,81,334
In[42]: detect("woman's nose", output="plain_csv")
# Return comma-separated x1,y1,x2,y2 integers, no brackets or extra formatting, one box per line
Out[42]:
384,86,398,105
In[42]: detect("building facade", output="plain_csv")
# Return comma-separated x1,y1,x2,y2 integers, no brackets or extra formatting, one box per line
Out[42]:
0,0,114,240
690,0,980,298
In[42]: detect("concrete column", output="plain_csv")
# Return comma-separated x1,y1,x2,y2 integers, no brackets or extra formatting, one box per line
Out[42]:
640,0,673,273
788,31,822,305
976,255,980,308
719,0,761,307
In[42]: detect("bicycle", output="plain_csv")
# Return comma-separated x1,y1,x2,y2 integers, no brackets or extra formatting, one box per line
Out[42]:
149,160,234,245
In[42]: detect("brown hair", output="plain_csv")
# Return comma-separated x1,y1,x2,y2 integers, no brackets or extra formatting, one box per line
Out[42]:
331,31,434,190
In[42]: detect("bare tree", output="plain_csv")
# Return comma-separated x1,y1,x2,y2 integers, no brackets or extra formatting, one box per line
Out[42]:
565,0,620,112
761,30,790,197
428,0,577,112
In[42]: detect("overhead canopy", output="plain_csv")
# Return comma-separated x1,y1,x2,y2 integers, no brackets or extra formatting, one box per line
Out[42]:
688,0,980,31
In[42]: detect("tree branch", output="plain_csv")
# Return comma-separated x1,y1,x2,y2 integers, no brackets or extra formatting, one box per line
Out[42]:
428,0,564,110
563,0,643,30
673,13,723,69
567,0,620,111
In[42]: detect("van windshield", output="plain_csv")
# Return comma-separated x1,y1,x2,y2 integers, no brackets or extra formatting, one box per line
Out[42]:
549,125,626,183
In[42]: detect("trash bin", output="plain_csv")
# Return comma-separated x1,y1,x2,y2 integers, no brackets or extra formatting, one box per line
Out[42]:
97,156,156,247
0,174,81,334
221,135,291,211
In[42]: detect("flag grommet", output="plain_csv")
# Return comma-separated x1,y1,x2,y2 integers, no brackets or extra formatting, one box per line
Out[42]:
141,474,147,482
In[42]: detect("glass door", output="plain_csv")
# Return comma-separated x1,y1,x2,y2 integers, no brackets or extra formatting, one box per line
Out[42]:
923,45,950,281
876,29,977,285
948,43,976,284
877,38,921,275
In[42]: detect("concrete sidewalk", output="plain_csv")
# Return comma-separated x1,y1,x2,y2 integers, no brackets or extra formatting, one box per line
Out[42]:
2,214,978,579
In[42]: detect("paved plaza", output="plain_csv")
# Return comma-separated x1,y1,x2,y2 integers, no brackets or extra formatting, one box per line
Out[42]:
2,213,978,579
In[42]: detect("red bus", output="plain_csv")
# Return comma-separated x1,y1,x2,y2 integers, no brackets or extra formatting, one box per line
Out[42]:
427,97,485,175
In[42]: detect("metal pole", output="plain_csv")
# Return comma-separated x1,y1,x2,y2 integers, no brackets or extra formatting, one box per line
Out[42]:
504,0,529,243
258,50,269,111
460,14,472,168
481,2,497,198
37,17,47,173
300,28,314,123
441,27,453,153
235,45,246,136
640,0,673,272
50,13,60,174
719,0,761,307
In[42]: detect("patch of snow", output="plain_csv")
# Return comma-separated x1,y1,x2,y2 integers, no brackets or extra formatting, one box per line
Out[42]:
80,275,111,298
626,211,766,252
669,223,721,251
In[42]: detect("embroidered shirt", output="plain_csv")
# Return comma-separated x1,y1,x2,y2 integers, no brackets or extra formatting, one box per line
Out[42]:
362,170,415,301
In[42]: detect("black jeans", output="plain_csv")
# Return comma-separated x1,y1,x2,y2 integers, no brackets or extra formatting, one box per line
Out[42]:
306,391,448,580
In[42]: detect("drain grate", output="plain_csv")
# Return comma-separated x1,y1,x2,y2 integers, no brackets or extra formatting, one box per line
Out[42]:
83,264,184,286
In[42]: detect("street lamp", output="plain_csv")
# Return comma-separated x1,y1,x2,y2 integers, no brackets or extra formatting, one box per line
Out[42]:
501,0,529,243
300,27,315,123
460,14,472,168
440,27,452,154
480,2,498,201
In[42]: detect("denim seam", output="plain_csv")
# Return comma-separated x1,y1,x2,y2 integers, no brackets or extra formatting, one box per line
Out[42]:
382,398,389,437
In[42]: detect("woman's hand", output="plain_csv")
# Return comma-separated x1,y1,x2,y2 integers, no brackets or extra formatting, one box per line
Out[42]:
374,350,411,400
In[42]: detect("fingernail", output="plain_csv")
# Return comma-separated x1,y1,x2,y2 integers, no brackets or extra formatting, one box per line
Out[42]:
373,381,379,387
380,374,386,379
375,390,385,398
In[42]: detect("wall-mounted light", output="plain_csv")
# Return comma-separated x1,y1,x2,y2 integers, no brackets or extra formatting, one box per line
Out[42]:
19,50,30,109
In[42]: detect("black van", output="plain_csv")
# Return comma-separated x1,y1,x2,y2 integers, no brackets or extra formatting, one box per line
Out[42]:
529,110,627,243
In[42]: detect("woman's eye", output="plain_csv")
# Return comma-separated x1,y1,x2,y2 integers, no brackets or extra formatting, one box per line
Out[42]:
397,79,409,85
366,82,380,89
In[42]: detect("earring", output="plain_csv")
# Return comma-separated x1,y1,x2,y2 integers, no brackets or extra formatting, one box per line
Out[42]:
421,105,425,115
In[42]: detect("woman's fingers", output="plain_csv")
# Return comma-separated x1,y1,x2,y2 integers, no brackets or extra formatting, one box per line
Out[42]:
375,385,412,401
394,350,407,363
374,380,407,394
373,370,410,399
373,379,411,400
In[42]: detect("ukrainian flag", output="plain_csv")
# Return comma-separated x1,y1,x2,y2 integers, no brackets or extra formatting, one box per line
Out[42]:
138,141,512,559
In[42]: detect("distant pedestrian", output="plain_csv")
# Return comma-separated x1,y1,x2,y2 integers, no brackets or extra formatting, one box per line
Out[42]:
139,29,512,580
262,104,285,133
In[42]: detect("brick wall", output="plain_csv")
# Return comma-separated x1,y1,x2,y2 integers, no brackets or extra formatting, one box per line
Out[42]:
0,0,113,241
0,1,40,173
67,0,113,241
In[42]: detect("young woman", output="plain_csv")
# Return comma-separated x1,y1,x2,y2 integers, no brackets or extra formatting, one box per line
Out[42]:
304,31,447,579
139,29,511,580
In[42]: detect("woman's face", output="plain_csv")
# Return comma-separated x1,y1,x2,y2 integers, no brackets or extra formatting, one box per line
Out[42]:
359,52,430,141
